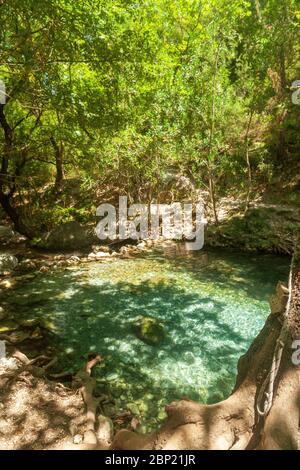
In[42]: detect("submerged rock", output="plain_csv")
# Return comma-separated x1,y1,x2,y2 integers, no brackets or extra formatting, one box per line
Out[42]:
39,318,58,333
183,351,195,364
0,254,18,275
105,372,119,381
18,259,37,272
157,409,167,422
102,403,117,417
15,274,36,281
132,316,165,346
19,318,40,328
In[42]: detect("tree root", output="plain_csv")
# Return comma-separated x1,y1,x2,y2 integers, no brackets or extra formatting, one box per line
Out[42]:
0,349,57,387
57,354,114,450
74,355,103,445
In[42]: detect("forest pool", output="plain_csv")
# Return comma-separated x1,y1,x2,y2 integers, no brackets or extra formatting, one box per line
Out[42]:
7,247,290,431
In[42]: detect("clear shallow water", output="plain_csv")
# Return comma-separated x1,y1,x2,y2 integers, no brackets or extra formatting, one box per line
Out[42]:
9,247,290,430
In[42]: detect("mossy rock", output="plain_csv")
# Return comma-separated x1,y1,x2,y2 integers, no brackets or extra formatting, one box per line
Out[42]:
126,402,140,416
132,316,165,346
206,206,299,255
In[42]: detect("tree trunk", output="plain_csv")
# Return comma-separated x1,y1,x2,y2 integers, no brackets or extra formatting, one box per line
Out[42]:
208,173,218,225
0,103,33,238
112,249,300,450
244,109,254,214
50,137,64,192
0,191,33,238
206,40,220,226
254,0,262,22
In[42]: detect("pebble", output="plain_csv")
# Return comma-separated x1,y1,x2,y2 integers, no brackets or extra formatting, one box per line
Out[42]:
105,373,118,381
157,410,167,421
73,434,83,444
126,402,140,416
95,252,111,259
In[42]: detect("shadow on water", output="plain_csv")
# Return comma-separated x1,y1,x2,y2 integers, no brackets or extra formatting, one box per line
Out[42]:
141,246,290,301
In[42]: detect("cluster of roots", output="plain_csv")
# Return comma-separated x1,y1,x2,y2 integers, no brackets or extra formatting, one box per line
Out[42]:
1,258,299,450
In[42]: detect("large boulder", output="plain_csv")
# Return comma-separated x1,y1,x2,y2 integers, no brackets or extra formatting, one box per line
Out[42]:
132,316,165,346
160,170,196,201
0,226,14,243
42,221,92,250
0,253,18,275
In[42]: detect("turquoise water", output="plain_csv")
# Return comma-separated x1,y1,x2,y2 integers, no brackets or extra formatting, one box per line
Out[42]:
9,247,290,430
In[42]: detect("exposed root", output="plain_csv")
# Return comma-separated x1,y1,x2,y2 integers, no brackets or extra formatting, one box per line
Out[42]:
75,355,103,445
61,354,114,450
0,350,113,450
48,370,74,379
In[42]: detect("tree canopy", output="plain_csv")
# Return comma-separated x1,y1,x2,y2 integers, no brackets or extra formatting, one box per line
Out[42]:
0,0,299,235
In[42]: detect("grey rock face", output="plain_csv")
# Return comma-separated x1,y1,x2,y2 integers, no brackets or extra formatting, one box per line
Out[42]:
42,221,92,250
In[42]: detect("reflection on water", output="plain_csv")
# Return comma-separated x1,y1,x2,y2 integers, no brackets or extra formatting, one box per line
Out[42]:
9,247,290,431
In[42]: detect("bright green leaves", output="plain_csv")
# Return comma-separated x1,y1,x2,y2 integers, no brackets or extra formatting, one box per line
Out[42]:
0,0,299,226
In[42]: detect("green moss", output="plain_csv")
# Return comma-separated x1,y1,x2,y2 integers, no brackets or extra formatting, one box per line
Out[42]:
132,316,165,346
